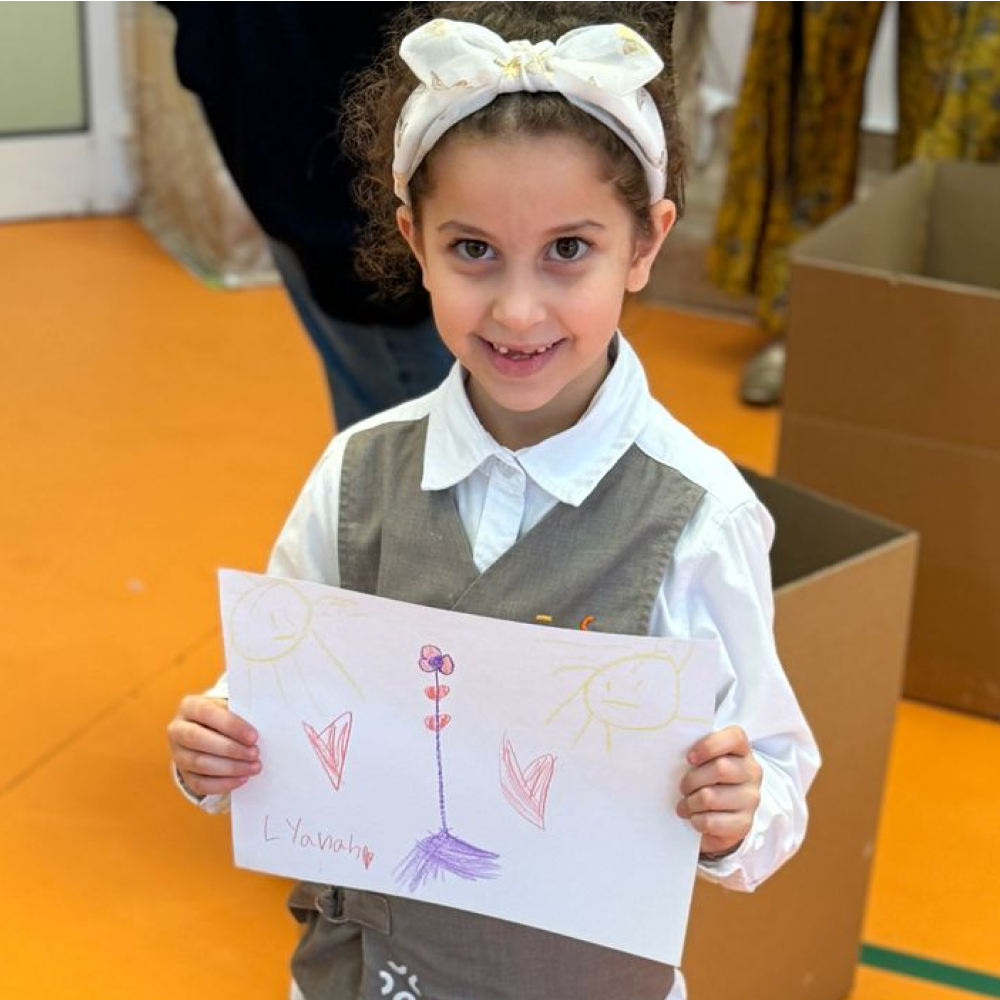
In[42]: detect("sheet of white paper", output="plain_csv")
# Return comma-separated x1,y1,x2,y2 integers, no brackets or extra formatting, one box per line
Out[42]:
220,568,721,966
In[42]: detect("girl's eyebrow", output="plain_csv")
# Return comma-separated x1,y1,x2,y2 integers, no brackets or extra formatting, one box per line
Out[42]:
544,220,606,235
437,220,607,236
437,221,491,235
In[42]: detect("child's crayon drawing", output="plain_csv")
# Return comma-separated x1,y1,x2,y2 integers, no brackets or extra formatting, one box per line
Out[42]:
499,735,556,830
395,644,500,891
302,711,354,791
546,648,710,752
221,570,722,967
228,579,365,709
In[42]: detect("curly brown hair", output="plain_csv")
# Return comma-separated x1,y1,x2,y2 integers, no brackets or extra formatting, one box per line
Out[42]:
340,2,684,296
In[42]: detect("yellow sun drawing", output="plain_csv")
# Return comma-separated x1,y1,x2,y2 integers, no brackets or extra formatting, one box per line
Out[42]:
228,580,364,709
546,649,708,752
231,580,312,663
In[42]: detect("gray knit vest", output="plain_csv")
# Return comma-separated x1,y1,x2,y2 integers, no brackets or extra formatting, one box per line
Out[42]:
288,417,704,1000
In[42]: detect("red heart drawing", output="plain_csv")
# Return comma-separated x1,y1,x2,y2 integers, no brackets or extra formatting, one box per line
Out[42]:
500,735,556,830
361,847,375,870
424,714,451,731
424,685,450,700
302,712,353,791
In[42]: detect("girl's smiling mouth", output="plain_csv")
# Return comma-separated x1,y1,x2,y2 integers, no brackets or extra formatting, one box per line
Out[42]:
485,338,564,360
478,336,567,378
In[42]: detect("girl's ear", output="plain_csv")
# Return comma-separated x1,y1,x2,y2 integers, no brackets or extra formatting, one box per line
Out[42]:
625,199,676,294
396,206,428,281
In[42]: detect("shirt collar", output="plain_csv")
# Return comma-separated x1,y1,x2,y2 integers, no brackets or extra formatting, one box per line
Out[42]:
422,333,653,506
422,362,499,490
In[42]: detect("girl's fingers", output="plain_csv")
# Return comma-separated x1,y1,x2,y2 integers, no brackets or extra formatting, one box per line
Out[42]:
686,809,750,842
173,745,261,779
677,781,760,818
678,728,761,854
686,725,750,766
678,752,759,797
179,696,258,746
168,718,259,763
169,695,261,797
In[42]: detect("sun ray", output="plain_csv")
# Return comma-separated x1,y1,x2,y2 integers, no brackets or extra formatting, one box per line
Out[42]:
310,629,365,700
545,672,594,724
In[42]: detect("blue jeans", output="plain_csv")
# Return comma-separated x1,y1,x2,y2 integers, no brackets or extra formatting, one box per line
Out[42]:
269,240,452,430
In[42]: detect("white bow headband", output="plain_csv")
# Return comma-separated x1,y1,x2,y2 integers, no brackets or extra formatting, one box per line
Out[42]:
392,19,668,206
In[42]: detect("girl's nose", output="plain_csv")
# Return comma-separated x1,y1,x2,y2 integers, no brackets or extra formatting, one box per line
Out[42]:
491,272,546,333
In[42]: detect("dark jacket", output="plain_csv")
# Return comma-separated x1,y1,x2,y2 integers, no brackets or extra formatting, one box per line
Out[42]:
163,2,429,325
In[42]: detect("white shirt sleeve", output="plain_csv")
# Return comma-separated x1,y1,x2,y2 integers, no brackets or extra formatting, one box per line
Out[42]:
654,495,821,892
266,439,345,586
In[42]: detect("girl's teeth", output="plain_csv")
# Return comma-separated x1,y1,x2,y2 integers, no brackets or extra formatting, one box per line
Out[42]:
490,342,554,356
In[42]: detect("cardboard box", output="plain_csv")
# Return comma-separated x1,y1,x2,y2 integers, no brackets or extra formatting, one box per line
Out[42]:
684,470,918,1000
778,159,1000,718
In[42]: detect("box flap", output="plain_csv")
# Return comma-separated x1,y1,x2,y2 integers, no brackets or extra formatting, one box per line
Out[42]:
927,161,1000,291
740,468,910,589
792,160,931,275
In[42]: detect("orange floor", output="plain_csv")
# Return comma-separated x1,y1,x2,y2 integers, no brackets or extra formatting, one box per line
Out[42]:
1,217,998,999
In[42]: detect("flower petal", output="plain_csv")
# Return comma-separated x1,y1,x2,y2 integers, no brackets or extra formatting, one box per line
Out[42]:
424,714,451,731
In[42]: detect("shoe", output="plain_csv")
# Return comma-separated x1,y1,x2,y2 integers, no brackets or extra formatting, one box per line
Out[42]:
740,337,785,406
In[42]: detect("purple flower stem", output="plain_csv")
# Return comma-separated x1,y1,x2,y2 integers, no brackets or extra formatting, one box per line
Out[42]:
434,672,449,831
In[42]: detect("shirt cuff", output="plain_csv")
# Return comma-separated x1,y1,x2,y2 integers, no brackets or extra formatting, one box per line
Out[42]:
171,764,231,815
696,834,759,891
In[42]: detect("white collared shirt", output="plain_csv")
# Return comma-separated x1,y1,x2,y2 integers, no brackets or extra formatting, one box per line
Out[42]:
200,334,819,897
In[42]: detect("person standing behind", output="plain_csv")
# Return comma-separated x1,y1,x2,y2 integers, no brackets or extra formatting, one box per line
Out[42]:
163,3,452,429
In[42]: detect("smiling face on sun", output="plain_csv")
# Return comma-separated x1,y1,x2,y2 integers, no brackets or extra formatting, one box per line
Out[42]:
582,654,681,732
231,581,312,662
398,132,673,450
547,651,689,752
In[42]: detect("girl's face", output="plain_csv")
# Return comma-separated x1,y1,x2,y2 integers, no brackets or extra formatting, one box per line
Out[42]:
398,133,674,450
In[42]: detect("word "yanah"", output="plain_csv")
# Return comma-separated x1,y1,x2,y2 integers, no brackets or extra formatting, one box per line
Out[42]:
264,815,375,869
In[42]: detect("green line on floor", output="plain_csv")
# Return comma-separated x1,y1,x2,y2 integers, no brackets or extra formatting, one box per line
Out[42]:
861,944,1000,997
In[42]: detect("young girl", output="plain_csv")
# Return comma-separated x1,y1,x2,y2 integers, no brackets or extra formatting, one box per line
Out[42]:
168,5,819,998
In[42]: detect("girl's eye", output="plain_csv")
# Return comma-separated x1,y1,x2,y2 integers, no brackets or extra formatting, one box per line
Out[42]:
453,239,495,261
548,237,590,262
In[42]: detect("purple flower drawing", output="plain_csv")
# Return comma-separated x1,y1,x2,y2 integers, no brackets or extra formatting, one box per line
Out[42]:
395,644,500,891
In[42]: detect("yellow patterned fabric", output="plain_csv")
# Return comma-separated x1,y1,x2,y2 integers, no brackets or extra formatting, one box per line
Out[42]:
709,2,1000,338
901,2,1000,162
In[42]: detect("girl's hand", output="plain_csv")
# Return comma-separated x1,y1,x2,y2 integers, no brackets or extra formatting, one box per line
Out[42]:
167,695,260,797
676,725,762,859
